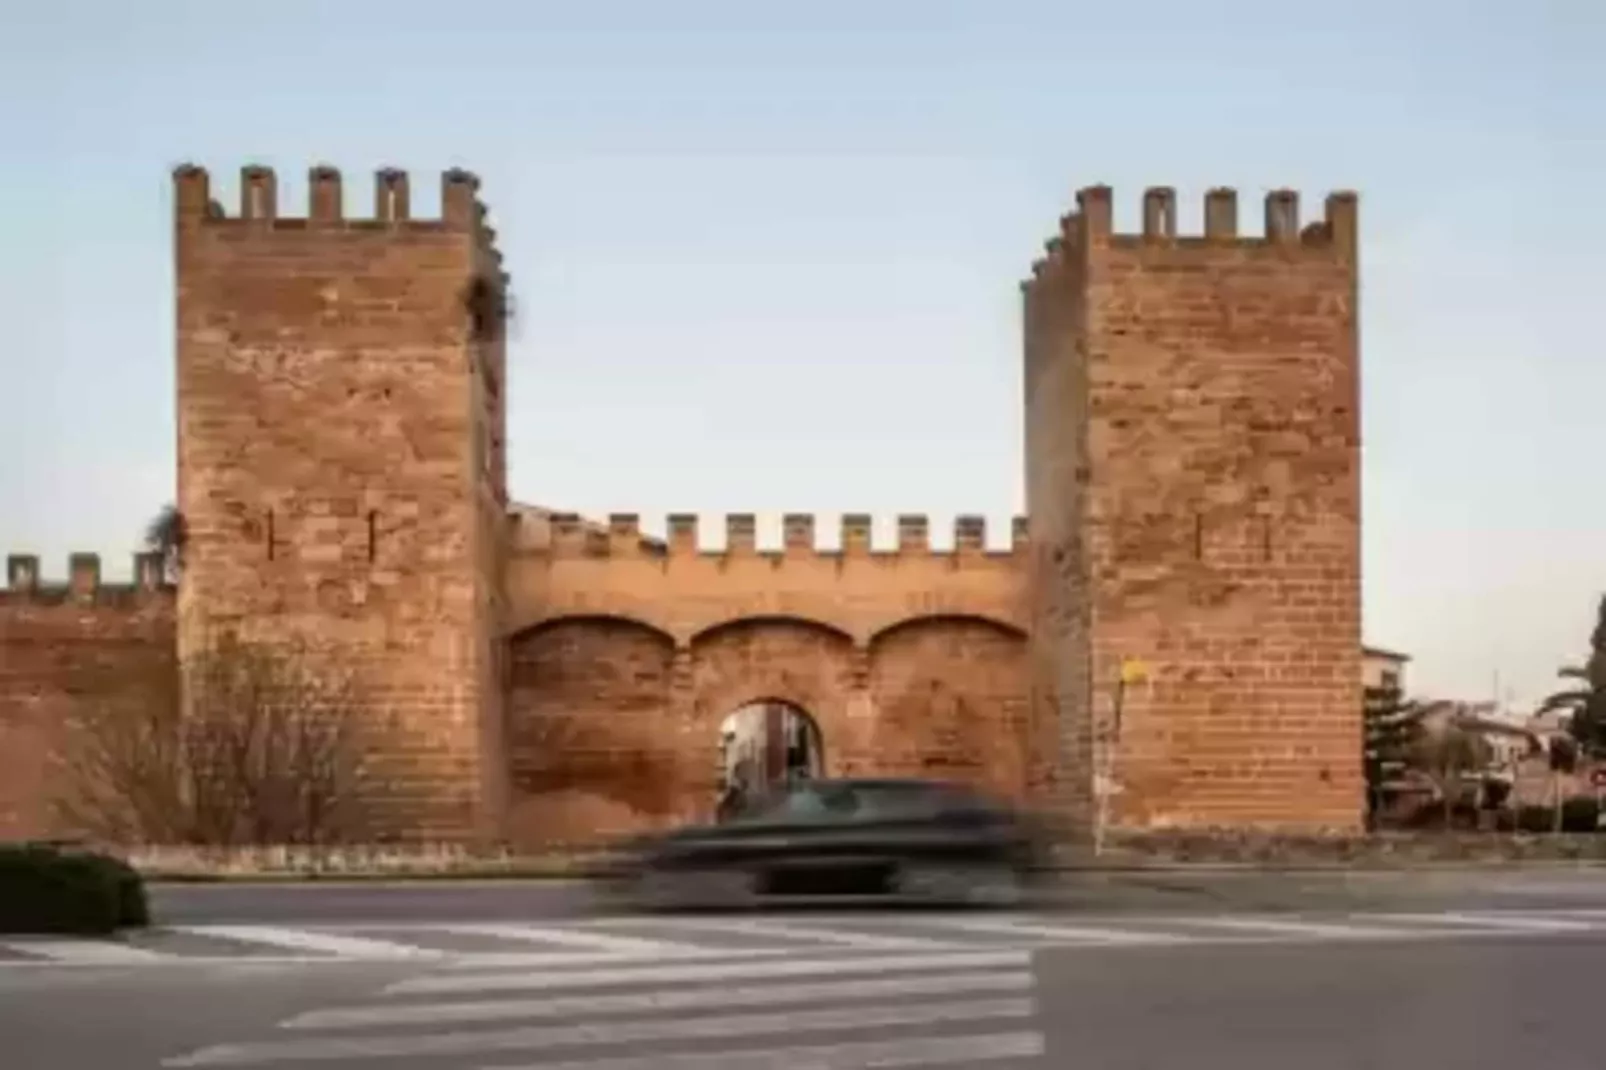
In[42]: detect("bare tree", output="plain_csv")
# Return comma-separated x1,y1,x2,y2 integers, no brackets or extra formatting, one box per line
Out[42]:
1408,703,1495,829
52,636,387,847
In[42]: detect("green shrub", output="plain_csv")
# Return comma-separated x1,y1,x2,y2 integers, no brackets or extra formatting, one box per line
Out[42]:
0,844,150,934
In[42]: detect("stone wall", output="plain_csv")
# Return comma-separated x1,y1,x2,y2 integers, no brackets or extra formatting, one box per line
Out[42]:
1026,185,1363,834
2,168,1369,850
0,553,175,839
172,164,507,842
501,513,1032,846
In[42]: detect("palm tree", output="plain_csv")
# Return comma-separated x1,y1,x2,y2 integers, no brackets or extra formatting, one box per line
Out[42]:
1538,594,1606,758
144,504,187,583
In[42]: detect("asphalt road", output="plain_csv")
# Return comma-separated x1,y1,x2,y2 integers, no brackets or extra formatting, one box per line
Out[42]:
6,870,1606,1069
144,864,1606,926
5,927,1604,1069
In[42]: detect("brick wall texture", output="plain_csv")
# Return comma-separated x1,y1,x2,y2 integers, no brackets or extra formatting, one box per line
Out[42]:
0,168,1363,847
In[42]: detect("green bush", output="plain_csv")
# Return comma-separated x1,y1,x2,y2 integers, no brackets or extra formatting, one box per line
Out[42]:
0,844,150,934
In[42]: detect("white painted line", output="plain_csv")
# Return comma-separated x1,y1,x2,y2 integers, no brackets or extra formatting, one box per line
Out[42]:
168,926,441,961
924,916,1192,946
1173,916,1407,941
434,923,705,956
163,997,1038,1066
480,1030,1047,1070
0,939,166,964
385,948,1033,996
284,968,1034,1030
1371,911,1596,934
635,916,962,951
436,947,789,971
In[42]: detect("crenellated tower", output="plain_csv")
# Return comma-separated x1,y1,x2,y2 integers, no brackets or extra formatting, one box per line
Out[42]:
172,163,510,842
1024,186,1363,838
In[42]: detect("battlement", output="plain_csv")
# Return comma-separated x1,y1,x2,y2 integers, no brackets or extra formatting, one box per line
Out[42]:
1026,185,1358,285
175,162,498,253
523,513,1032,560
1,552,172,604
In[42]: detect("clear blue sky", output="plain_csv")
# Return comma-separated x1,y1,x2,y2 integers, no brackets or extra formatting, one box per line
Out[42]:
1,1,1600,710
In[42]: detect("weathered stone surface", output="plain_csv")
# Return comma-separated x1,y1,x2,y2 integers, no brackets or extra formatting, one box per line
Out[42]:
0,170,1365,850
0,564,175,839
171,165,507,842
1025,187,1362,837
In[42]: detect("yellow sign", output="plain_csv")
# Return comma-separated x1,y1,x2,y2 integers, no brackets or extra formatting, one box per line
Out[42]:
1119,658,1148,685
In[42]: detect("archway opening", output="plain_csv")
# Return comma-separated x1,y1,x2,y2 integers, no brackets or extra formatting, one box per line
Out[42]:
717,700,824,820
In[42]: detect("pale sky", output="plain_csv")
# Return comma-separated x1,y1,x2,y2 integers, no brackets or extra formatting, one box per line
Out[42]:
1,1,1601,713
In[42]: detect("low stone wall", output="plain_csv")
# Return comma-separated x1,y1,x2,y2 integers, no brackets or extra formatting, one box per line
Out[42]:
1099,829,1606,868
115,843,602,880
38,830,1606,881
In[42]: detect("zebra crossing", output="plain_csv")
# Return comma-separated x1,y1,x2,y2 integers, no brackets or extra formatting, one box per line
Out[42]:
162,946,1048,1068
6,906,1606,968
114,907,1606,1069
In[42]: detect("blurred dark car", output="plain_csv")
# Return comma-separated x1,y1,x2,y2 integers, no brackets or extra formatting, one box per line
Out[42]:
593,777,1047,911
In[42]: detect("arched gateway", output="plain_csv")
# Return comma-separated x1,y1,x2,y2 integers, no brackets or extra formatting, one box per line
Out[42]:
501,510,1041,846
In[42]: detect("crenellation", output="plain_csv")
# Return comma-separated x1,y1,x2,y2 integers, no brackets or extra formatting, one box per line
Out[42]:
240,165,277,221
725,514,757,554
897,514,929,553
526,514,1027,559
782,513,814,553
172,164,487,228
1142,186,1177,241
607,513,641,551
1264,189,1299,243
667,514,699,554
954,515,986,552
1011,516,1029,551
68,553,100,599
841,514,872,555
548,512,585,553
442,169,480,229
1204,187,1238,238
308,165,342,223
1047,185,1358,249
376,168,410,222
1,552,175,602
1323,192,1359,259
1074,185,1113,244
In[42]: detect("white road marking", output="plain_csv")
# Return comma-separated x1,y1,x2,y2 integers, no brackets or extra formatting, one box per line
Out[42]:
432,923,705,956
479,1031,1048,1070
162,997,1038,1066
284,968,1034,1030
385,948,1033,996
433,947,793,971
924,915,1193,946
0,939,166,964
612,915,961,951
1371,911,1597,934
1170,916,1413,941
167,926,441,961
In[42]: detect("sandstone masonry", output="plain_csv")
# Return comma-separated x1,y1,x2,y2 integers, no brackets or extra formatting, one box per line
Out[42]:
0,167,1364,847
